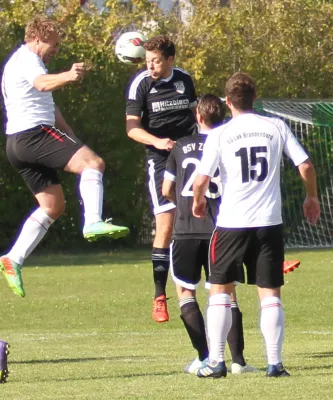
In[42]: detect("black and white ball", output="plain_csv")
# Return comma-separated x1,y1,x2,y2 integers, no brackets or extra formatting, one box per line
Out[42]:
115,32,147,64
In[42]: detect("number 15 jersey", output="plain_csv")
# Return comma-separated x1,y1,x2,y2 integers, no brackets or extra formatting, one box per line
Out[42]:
198,113,309,228
165,132,222,240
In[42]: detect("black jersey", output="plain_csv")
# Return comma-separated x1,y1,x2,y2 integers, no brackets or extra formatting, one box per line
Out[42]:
165,132,222,240
126,68,197,155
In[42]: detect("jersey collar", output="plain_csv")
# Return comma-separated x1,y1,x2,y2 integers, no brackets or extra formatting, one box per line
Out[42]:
160,69,174,82
198,130,210,136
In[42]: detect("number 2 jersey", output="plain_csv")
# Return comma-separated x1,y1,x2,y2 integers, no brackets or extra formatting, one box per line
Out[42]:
165,132,221,240
198,113,309,228
126,68,198,156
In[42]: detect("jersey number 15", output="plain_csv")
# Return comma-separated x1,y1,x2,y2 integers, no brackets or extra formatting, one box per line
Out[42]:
235,146,268,183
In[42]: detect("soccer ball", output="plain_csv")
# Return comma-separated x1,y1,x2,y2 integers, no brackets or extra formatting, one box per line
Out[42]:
115,32,147,64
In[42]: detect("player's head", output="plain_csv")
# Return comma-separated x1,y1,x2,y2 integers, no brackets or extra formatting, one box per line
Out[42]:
144,35,175,80
196,94,226,129
224,72,256,113
25,16,61,63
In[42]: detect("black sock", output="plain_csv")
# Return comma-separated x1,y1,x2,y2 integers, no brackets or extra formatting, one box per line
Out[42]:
152,247,169,298
180,299,208,361
227,306,246,366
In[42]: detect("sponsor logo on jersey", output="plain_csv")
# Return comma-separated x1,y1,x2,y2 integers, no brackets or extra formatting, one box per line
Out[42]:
152,98,190,112
173,81,185,94
150,87,158,94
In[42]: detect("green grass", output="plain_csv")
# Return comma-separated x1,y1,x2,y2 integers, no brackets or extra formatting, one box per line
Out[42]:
1,249,333,399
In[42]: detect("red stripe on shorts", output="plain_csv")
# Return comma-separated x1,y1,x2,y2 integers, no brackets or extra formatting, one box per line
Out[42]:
42,126,64,142
210,230,218,265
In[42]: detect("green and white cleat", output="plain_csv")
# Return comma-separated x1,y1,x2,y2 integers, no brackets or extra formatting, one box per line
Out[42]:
0,257,25,298
83,219,130,242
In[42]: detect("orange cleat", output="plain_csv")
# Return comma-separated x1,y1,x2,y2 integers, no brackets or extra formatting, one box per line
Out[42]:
152,295,169,323
283,260,300,274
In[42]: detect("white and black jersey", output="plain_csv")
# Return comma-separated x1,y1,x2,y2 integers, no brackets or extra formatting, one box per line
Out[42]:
126,68,197,154
198,113,309,228
165,132,222,240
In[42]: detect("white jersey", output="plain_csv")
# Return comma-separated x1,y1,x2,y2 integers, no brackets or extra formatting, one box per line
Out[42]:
1,45,55,135
198,113,309,228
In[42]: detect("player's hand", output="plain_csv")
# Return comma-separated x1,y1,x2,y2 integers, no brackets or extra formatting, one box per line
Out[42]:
68,62,85,82
192,198,207,218
154,138,175,151
303,195,320,225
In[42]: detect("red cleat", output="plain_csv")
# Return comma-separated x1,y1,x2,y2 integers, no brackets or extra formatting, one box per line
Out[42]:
152,295,169,323
283,260,300,274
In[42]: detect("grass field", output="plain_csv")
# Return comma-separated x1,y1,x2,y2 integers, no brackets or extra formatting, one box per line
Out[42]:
1,248,333,400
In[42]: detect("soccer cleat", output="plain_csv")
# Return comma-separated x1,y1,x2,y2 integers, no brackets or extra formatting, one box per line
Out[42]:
0,341,9,384
283,260,300,274
266,362,290,377
152,295,169,323
0,256,25,297
196,360,227,378
184,357,206,374
83,219,130,241
231,363,258,374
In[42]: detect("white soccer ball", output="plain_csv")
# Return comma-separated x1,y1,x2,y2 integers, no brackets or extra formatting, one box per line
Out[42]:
115,32,147,64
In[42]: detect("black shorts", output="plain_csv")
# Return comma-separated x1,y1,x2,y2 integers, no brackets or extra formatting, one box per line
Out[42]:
6,125,83,194
209,225,284,288
170,239,210,289
146,152,176,215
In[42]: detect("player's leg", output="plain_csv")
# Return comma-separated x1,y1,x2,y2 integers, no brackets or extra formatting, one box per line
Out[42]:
0,340,9,384
256,224,290,377
146,154,176,322
171,239,209,373
1,131,64,296
151,210,174,322
196,228,248,378
226,287,256,374
64,143,129,241
0,183,64,297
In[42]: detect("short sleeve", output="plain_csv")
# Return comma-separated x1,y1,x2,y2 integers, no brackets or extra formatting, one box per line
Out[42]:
280,120,309,166
187,75,197,108
23,53,48,86
198,131,221,177
126,73,147,117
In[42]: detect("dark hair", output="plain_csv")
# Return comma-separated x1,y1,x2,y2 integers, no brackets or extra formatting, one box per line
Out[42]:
197,94,226,128
143,35,175,59
224,72,256,111
25,16,61,43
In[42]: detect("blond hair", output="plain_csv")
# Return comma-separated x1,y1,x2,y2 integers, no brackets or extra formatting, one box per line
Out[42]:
25,16,61,43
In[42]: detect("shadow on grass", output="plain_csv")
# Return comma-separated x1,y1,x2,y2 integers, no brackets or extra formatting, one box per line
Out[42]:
23,249,151,268
29,370,181,382
304,352,333,359
11,356,156,365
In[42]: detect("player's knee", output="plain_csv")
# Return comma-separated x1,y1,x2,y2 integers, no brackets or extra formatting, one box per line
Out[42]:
87,156,105,172
155,225,172,243
43,201,66,220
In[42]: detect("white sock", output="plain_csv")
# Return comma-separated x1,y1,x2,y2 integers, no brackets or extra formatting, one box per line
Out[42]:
80,168,103,226
207,293,232,362
260,296,284,365
7,208,55,266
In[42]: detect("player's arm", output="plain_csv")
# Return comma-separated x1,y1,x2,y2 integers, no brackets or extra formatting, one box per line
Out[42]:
298,159,320,225
162,178,176,204
162,148,177,203
54,105,74,135
193,174,210,218
282,120,320,225
193,131,221,218
126,115,175,151
33,63,85,92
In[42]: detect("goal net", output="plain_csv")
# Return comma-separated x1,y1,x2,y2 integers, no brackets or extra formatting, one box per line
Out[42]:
255,100,333,248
